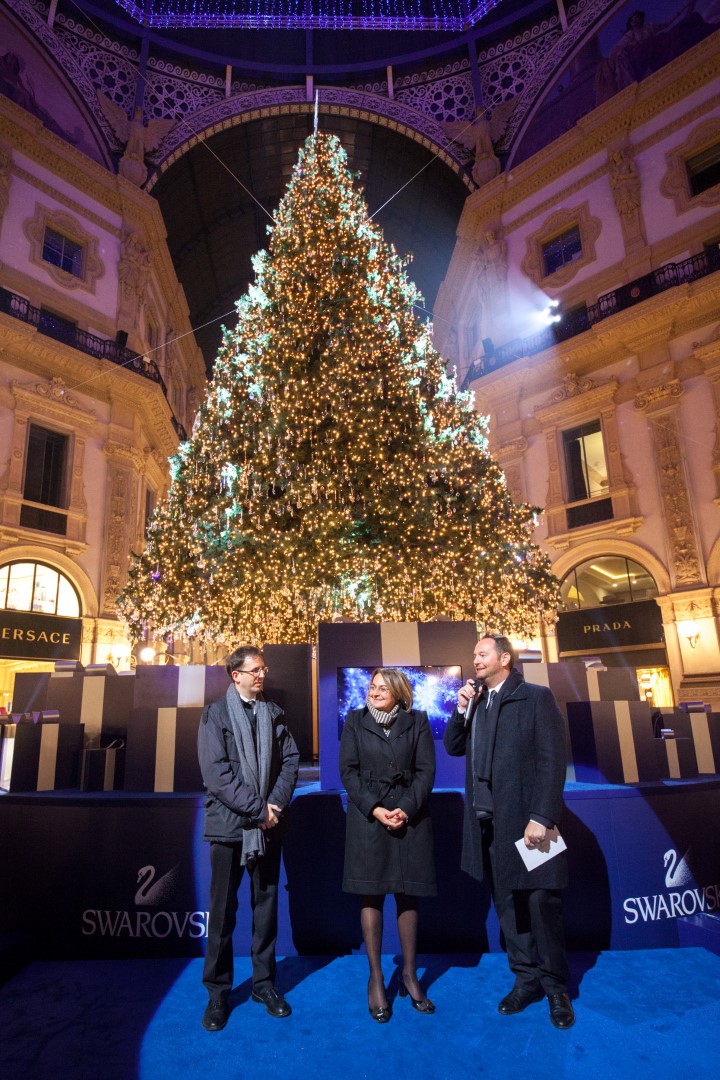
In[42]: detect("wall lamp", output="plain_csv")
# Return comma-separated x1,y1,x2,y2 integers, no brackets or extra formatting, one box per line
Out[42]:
679,603,701,648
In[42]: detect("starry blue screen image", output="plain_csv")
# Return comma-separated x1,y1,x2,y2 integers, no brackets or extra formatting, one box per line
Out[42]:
336,665,463,739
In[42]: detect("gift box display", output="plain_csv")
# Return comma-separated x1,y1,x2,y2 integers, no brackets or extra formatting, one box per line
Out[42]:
13,663,130,748
567,699,662,784
80,740,126,792
0,715,84,792
655,735,699,779
124,665,230,792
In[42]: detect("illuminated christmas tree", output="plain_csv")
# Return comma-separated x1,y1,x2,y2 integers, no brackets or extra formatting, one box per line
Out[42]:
119,132,559,647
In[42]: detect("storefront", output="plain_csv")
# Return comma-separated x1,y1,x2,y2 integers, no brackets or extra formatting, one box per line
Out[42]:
557,555,672,706
0,560,82,712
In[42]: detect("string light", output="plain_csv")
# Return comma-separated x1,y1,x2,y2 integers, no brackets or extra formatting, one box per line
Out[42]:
112,0,505,31
118,132,559,647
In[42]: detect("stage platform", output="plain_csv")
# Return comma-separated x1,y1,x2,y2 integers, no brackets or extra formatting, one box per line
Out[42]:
2,777,719,960
2,950,719,1080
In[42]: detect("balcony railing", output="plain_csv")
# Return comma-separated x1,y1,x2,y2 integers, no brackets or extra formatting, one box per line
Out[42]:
461,246,720,388
0,286,188,440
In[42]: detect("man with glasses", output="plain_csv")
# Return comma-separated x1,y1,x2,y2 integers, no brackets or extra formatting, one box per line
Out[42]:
198,645,299,1031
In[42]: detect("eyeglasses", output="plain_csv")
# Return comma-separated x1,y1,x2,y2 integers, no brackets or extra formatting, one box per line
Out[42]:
238,666,268,677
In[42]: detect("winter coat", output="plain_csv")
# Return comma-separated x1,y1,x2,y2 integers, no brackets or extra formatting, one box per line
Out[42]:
339,707,437,896
443,667,568,892
198,695,299,843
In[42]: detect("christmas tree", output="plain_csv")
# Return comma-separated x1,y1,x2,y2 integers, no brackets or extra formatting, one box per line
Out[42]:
118,132,559,647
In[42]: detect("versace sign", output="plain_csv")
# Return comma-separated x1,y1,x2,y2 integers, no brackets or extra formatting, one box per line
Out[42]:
0,609,82,661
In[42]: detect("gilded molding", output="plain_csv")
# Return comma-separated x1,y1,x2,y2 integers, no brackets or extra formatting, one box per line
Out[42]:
660,117,720,216
23,203,105,294
0,145,10,229
674,596,713,621
10,376,97,428
609,142,646,253
99,462,135,616
633,380,685,412
520,202,601,289
543,372,596,405
12,162,123,240
498,436,528,456
647,410,704,587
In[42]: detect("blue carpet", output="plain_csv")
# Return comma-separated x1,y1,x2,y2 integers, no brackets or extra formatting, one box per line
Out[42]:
1,950,718,1080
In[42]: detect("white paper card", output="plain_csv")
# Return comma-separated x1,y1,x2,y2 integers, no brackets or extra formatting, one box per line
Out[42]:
515,830,567,871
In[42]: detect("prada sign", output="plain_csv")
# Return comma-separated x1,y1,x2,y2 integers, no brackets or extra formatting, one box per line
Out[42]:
557,599,664,655
0,609,82,661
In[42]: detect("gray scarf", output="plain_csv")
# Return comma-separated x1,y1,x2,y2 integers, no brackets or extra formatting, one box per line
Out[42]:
225,684,273,866
366,700,400,735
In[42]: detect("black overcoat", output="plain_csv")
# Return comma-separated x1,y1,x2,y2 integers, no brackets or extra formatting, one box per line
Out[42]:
198,695,299,843
339,707,437,896
443,668,568,892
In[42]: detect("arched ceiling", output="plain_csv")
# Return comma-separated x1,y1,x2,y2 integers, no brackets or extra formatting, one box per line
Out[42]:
10,0,681,373
152,110,469,370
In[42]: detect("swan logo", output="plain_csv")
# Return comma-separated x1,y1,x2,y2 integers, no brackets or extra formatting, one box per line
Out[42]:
81,863,208,940
623,846,720,925
135,864,180,906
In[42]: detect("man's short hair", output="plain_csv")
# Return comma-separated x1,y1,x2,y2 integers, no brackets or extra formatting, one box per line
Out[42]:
225,646,264,679
482,634,516,669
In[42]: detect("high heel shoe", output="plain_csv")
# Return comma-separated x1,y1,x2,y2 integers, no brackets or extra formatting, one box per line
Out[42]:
399,974,436,1014
368,978,391,1023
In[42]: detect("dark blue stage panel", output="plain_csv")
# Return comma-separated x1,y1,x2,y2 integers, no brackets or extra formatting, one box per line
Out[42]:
318,620,478,790
1,781,719,959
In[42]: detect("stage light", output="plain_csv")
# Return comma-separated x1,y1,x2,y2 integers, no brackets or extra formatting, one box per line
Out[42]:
140,646,157,663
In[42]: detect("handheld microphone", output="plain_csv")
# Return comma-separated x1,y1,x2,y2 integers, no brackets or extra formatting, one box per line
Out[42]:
464,678,483,725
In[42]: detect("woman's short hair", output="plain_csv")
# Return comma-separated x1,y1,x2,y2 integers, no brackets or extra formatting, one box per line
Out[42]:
369,667,414,709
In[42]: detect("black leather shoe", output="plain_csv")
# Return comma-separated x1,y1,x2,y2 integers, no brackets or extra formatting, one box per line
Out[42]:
498,986,544,1015
252,986,292,1017
202,996,229,1031
548,992,575,1029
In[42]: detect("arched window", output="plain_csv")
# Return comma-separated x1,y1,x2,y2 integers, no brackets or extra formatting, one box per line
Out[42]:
560,556,658,611
0,561,81,618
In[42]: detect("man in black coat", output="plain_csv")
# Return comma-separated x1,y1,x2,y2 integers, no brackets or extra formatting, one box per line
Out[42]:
443,635,574,1029
197,646,299,1031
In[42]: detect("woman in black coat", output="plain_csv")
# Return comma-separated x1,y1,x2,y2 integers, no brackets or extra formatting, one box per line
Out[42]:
339,668,436,1022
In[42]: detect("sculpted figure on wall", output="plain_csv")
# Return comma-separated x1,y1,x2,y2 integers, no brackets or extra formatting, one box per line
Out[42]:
118,230,151,327
609,143,647,251
0,146,10,228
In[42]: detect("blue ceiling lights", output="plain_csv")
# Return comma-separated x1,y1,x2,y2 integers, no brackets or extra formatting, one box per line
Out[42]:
111,0,506,31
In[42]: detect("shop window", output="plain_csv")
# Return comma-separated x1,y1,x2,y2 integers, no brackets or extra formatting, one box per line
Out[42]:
42,227,84,278
542,227,582,277
686,142,720,198
0,561,80,617
20,424,68,535
560,556,658,611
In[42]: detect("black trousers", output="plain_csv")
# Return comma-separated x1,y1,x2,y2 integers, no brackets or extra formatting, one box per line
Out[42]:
482,820,569,995
203,839,282,998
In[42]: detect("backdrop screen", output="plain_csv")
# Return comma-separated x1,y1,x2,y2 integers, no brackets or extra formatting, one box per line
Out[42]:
337,665,463,739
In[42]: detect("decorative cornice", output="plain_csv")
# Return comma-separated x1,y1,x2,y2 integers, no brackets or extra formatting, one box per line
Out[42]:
10,376,97,428
535,376,617,425
498,436,528,457
633,380,684,412
542,372,596,404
